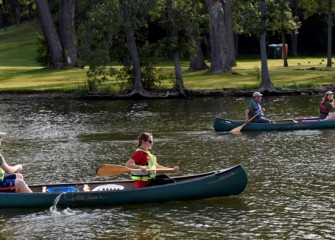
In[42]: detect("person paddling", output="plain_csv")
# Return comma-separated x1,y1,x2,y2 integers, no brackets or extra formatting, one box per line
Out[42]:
0,137,32,193
245,92,273,123
125,132,179,188
319,91,335,120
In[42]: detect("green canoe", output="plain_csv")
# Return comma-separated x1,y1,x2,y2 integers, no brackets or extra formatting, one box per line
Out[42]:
214,117,335,132
0,164,248,209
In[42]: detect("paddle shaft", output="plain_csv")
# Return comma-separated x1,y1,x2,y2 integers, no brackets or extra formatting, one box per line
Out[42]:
244,113,260,125
96,164,174,176
230,112,261,134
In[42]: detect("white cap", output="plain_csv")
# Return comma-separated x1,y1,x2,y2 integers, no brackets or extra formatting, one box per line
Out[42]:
252,92,263,97
326,91,334,95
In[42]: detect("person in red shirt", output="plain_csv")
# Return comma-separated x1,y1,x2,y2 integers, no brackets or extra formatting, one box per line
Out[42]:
125,132,179,188
319,91,335,120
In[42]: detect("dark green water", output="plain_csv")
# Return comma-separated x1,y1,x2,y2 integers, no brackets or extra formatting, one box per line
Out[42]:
0,95,334,239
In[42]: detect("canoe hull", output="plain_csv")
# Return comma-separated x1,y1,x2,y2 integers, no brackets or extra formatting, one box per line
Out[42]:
0,165,248,209
214,117,335,132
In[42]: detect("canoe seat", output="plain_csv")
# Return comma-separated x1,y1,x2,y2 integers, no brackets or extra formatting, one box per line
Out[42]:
92,184,124,191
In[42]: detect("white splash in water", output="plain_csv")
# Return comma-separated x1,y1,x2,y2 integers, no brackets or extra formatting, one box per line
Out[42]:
49,192,65,214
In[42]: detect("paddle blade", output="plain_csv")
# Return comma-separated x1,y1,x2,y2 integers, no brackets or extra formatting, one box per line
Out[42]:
229,123,245,134
96,164,132,176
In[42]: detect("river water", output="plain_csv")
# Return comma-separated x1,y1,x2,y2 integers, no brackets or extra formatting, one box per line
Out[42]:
0,95,334,239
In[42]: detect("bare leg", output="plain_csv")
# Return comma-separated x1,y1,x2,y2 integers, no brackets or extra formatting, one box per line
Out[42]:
15,173,24,180
15,179,32,193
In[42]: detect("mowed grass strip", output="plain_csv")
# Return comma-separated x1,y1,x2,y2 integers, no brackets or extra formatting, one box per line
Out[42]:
0,67,88,91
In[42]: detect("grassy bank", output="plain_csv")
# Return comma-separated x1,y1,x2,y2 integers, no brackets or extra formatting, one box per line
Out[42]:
1,21,335,93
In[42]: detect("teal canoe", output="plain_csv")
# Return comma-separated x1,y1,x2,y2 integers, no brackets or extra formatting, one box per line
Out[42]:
0,165,248,209
214,117,335,132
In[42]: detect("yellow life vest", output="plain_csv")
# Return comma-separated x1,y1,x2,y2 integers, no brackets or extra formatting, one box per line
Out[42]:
131,148,157,181
0,155,5,181
0,169,4,181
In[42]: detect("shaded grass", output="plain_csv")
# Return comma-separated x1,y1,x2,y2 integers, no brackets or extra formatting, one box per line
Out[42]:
1,21,335,92
0,20,41,67
0,67,88,91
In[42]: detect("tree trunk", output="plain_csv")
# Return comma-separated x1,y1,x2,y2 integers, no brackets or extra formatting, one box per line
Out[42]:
35,0,63,68
187,16,208,71
282,30,288,67
291,32,298,57
207,0,231,73
223,0,236,66
259,0,275,92
173,52,185,93
119,0,143,94
290,0,298,57
327,0,332,67
167,0,185,94
188,42,209,71
59,0,78,67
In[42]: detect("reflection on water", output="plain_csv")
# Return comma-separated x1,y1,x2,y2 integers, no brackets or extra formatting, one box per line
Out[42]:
0,95,334,239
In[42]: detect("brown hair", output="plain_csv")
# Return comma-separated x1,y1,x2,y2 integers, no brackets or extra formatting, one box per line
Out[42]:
324,92,334,102
137,132,152,147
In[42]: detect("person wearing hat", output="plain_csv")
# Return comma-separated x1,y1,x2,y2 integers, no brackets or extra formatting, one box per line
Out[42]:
319,91,335,120
245,92,272,123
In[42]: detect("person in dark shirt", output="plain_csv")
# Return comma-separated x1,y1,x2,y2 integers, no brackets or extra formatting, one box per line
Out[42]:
245,92,272,123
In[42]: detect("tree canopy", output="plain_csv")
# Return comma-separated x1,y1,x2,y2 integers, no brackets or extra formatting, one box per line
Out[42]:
1,0,334,96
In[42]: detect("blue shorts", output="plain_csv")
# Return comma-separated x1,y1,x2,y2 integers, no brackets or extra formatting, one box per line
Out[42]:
0,174,16,192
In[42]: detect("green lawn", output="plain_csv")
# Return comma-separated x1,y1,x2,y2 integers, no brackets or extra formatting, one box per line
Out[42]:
1,20,335,92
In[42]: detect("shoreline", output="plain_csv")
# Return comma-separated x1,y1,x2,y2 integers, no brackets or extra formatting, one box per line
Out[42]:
0,86,333,100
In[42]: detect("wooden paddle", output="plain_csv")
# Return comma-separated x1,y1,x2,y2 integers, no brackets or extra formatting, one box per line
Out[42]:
96,164,174,176
230,113,260,134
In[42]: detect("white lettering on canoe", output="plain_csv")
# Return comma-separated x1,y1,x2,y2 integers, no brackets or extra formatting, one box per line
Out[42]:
73,194,100,201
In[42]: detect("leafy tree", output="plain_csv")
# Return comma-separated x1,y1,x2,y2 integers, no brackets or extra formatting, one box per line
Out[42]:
259,0,276,92
165,0,185,94
223,0,236,67
233,0,299,91
206,0,231,73
77,0,165,96
76,0,122,92
267,0,300,67
290,0,299,56
35,0,78,68
59,0,77,67
35,0,63,68
150,0,209,94
231,0,274,90
298,0,335,67
187,0,209,72
118,0,144,95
